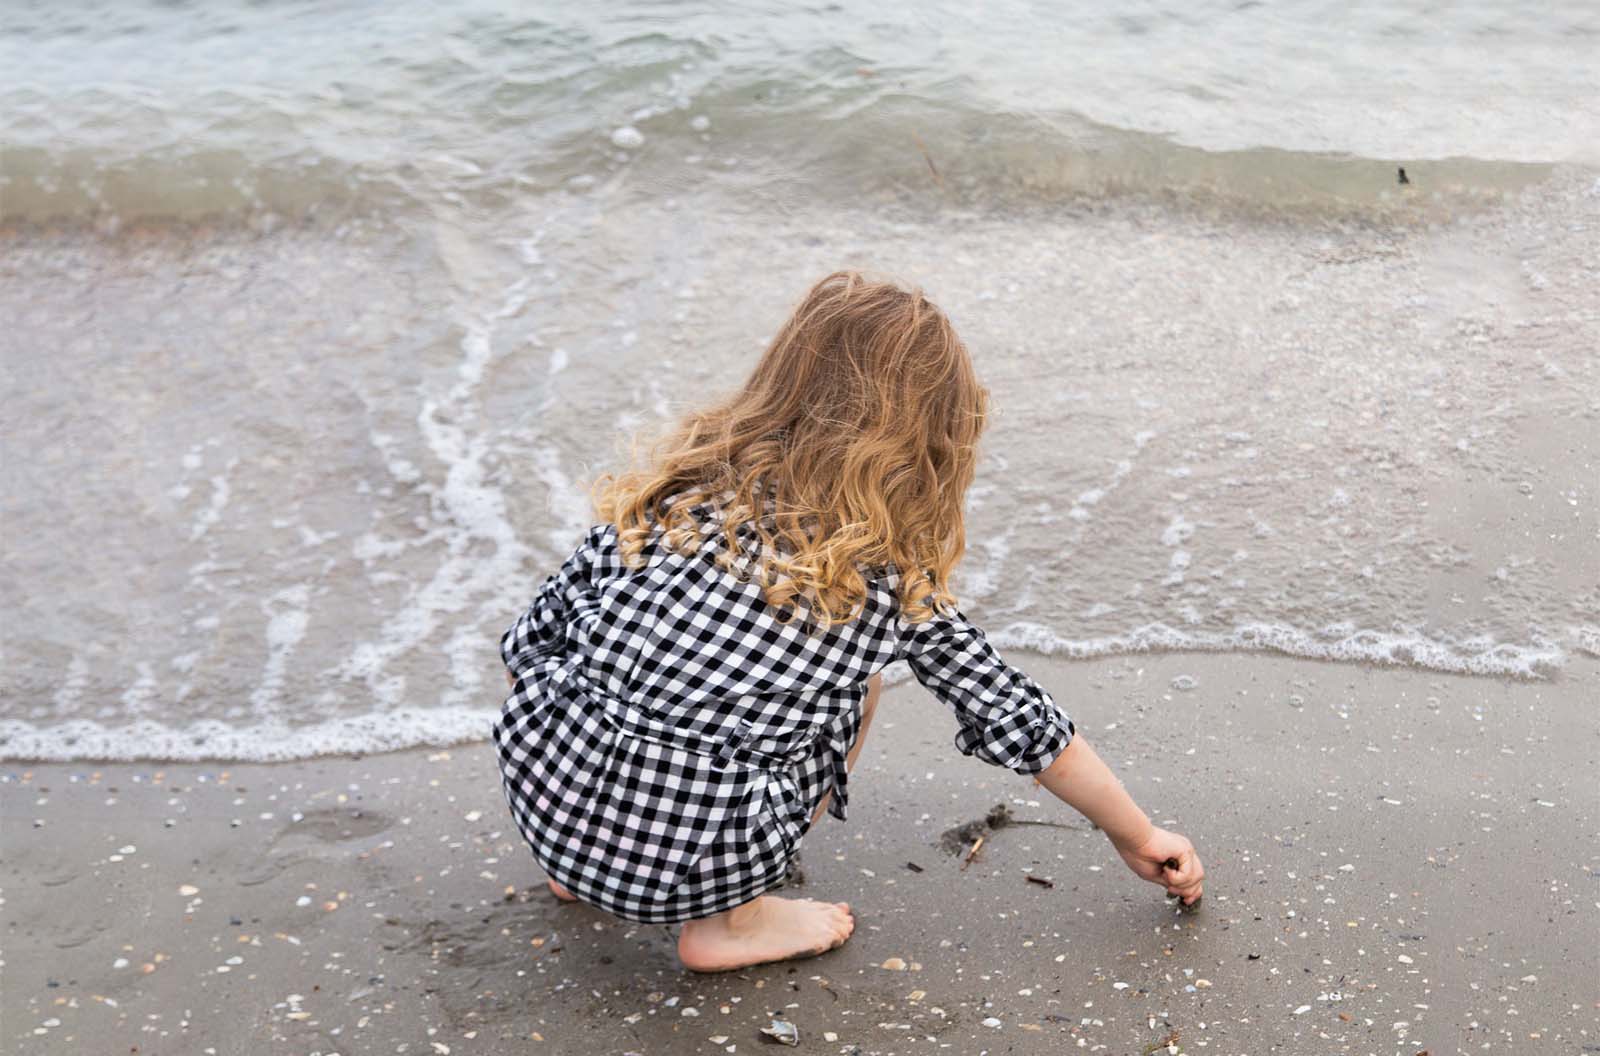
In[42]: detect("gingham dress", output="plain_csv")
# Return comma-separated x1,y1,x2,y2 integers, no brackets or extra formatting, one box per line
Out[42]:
493,504,1075,924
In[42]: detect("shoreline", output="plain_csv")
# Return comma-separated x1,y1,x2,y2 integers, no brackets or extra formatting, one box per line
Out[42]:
0,631,1582,763
6,651,1596,1054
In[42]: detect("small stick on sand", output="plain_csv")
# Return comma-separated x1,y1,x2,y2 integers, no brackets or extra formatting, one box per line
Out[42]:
911,133,945,189
961,835,984,869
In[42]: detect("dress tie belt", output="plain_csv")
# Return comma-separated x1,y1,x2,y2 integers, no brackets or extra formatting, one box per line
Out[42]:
556,663,851,822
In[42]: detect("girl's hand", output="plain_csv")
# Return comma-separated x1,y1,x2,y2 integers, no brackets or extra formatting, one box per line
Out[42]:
505,668,517,689
1114,826,1204,905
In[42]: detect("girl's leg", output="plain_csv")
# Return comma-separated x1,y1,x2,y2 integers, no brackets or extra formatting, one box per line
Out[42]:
547,878,578,901
808,673,881,827
678,674,882,972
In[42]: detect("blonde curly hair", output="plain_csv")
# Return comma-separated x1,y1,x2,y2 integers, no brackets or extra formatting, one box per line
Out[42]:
593,270,988,627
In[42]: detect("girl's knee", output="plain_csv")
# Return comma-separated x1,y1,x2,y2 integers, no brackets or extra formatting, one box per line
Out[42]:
863,674,882,718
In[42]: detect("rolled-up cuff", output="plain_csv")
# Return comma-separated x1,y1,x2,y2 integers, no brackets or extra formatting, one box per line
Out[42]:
500,620,556,679
1014,708,1075,773
954,702,1075,774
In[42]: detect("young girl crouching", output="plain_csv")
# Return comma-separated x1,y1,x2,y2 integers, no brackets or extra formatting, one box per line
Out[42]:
494,271,1203,972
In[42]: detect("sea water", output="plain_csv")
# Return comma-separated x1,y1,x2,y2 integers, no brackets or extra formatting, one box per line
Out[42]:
2,1,1597,760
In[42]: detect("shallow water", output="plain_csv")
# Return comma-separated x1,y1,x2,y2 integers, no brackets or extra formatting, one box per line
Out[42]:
2,3,1597,761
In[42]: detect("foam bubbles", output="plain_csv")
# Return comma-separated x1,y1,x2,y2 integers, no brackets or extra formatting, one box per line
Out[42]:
0,707,500,763
610,126,645,150
249,585,312,714
989,621,1564,680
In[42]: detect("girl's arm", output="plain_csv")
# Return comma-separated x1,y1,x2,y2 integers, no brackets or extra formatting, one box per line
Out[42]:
1035,735,1205,905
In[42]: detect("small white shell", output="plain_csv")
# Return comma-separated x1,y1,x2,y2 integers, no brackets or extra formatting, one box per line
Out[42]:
759,1019,800,1046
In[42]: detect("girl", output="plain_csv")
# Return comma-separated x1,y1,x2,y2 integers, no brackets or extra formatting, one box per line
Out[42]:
495,271,1204,973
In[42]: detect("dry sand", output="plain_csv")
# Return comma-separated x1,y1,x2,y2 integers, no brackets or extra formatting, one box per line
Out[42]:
4,652,1597,1055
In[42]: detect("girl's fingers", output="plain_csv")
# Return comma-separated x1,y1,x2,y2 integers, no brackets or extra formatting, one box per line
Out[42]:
1155,843,1204,904
1162,854,1199,883
1161,854,1204,902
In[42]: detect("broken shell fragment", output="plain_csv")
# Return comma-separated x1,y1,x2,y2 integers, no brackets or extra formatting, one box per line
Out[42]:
759,1019,800,1046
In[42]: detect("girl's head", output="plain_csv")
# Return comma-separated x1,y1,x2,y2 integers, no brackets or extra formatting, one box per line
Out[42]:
594,270,988,625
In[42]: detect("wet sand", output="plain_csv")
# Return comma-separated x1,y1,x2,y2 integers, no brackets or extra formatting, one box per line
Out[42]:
4,652,1597,1055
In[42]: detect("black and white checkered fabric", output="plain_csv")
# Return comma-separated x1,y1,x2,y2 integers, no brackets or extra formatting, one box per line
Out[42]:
493,503,1074,924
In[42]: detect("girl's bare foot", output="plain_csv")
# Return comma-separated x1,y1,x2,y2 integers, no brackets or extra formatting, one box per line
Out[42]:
547,877,578,902
676,895,854,972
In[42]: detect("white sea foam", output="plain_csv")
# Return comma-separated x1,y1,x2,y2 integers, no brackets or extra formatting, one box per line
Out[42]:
120,662,159,716
989,621,1566,680
0,707,500,763
188,459,238,541
51,655,89,717
249,584,312,714
329,259,540,714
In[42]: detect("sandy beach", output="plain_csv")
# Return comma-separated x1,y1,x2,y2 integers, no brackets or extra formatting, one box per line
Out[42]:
6,651,1596,1055
6,8,1600,1054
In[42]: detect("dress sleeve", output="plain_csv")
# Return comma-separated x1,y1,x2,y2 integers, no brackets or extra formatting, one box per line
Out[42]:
500,528,600,678
896,605,1074,773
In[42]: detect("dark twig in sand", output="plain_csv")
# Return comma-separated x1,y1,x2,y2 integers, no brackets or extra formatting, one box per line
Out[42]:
940,802,1084,857
1024,875,1055,889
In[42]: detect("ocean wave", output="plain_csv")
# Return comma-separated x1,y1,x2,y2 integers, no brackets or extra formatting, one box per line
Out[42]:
1,87,1558,226
8,0,1595,225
